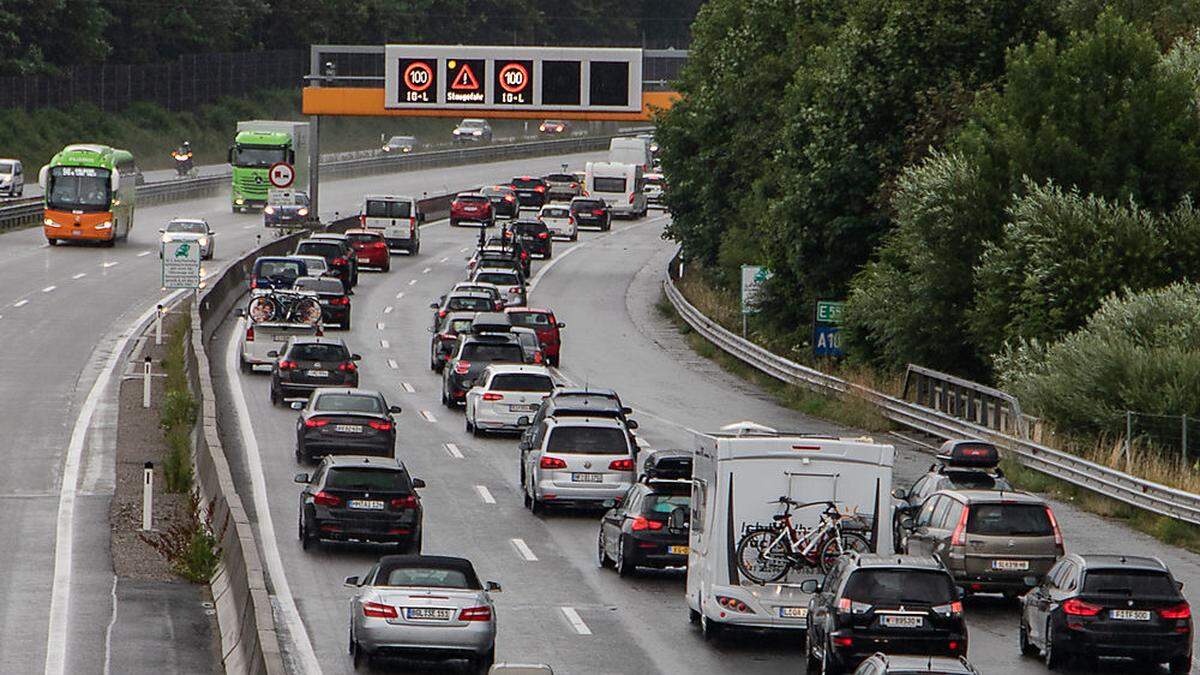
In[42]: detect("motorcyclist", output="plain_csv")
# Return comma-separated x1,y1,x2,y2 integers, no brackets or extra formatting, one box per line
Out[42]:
172,141,194,177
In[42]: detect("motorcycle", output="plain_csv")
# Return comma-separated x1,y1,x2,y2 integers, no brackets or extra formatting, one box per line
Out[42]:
171,148,197,178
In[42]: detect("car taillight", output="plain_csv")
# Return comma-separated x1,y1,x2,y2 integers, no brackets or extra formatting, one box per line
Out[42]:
950,505,970,546
313,490,341,507
409,217,416,230
332,257,347,266
593,209,605,216
373,241,387,249
715,596,753,614
482,393,503,401
537,232,548,239
609,458,634,472
454,361,471,374
304,418,329,428
245,325,255,342
504,195,514,202
539,456,567,469
359,215,366,226
1159,602,1191,620
459,606,492,622
1046,506,1063,548
534,185,545,192
933,600,964,617
509,287,521,294
832,636,854,648
249,278,258,289
362,602,397,619
331,296,350,305
570,182,577,188
278,360,298,370
338,362,356,372
1062,598,1103,616
391,495,419,509
438,309,447,317
630,516,663,531
567,216,574,224
368,420,392,431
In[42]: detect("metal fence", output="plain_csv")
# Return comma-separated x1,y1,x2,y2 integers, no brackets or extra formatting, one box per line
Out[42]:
1127,411,1200,465
0,50,307,112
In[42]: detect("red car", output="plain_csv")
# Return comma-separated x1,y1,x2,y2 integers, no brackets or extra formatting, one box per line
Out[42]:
343,229,391,272
505,308,564,367
450,193,494,227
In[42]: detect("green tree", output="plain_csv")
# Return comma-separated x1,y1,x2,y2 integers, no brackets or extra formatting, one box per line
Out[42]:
106,0,265,63
1057,0,1200,47
0,0,110,74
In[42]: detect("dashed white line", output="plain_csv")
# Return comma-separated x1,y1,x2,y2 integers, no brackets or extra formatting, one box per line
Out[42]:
401,382,415,393
511,538,539,562
445,443,464,459
387,359,398,369
376,322,385,330
439,257,450,263
421,267,431,274
419,409,437,423
560,607,592,635
380,339,390,349
72,273,87,280
242,224,255,230
459,246,470,253
42,286,56,293
13,299,28,308
383,306,394,314
102,261,119,268
475,485,496,504
408,279,417,286
136,251,151,257
395,291,405,299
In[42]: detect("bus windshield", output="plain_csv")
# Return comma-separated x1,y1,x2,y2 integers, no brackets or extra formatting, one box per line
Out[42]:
47,166,111,212
234,145,288,167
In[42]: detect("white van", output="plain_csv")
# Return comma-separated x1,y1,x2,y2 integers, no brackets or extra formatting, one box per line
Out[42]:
0,159,23,197
361,194,422,254
585,162,647,219
608,137,652,171
685,422,894,640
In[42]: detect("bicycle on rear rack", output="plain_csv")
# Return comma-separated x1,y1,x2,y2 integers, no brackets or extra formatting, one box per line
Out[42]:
735,498,871,584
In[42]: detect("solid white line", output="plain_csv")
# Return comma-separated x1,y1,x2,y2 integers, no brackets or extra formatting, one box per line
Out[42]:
45,289,185,675
528,243,585,292
475,485,496,504
223,320,320,674
376,322,385,330
383,305,394,314
401,382,415,393
408,279,417,286
511,538,539,562
42,285,57,293
387,359,398,369
560,607,592,635
421,267,431,274
445,443,464,459
102,261,118,268
72,273,87,280
136,251,151,257
102,574,117,675
420,409,436,423
380,339,390,349
13,299,28,307
395,291,405,299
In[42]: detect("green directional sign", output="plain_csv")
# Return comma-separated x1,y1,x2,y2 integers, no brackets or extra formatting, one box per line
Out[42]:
816,300,844,325
740,265,773,315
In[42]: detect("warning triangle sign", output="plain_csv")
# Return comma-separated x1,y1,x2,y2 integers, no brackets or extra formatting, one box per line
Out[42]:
451,63,480,90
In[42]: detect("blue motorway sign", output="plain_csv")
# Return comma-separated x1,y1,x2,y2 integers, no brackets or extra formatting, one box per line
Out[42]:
814,325,843,358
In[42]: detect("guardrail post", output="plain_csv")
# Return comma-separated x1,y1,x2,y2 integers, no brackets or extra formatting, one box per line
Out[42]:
1125,411,1133,472
155,303,163,345
1182,414,1188,464
142,461,154,531
143,356,152,409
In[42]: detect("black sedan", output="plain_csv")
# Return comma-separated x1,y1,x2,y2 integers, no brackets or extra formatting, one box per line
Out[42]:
480,185,520,219
598,479,690,576
294,276,352,329
570,197,611,231
441,334,525,407
293,388,401,463
510,220,552,259
295,237,358,289
269,337,359,405
264,192,313,227
295,455,425,552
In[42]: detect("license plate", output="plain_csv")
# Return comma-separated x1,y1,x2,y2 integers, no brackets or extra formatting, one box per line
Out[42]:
510,404,538,412
358,256,369,263
991,559,1030,571
334,424,362,433
307,370,328,377
881,615,924,628
779,606,807,619
348,499,384,510
571,472,602,483
272,335,290,342
669,545,690,555
72,229,82,236
1110,609,1151,621
405,607,453,621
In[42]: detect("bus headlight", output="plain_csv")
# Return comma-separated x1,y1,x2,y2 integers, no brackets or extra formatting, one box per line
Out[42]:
44,218,59,227
235,198,245,205
96,221,112,230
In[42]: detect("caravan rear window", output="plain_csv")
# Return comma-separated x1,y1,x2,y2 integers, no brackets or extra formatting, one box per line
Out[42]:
366,200,412,218
593,177,627,193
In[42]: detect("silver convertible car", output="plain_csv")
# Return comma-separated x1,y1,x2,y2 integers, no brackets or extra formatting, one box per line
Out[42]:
346,555,500,672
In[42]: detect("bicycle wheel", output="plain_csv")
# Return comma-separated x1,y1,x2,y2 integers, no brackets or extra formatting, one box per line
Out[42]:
248,295,279,323
735,528,791,584
293,297,323,325
818,531,871,572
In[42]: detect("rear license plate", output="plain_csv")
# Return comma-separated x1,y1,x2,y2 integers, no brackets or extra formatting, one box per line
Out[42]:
307,370,329,377
358,256,369,263
334,424,362,433
991,559,1030,571
571,472,602,483
1110,609,1151,621
405,607,453,621
510,404,538,412
779,606,807,619
348,499,384,510
272,335,290,342
880,615,924,628
72,229,82,236
669,545,690,555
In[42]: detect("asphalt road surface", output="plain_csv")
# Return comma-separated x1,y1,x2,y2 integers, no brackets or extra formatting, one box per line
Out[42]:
211,188,1200,672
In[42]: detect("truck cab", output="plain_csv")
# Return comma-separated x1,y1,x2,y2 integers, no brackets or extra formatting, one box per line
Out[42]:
229,121,309,212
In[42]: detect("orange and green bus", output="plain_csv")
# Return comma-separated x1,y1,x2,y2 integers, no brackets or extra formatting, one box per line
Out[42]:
40,144,137,247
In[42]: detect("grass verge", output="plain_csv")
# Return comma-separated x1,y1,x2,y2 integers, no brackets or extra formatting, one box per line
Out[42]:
159,311,195,493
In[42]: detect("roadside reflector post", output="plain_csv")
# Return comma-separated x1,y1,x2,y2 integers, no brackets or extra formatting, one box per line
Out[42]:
142,461,154,531
155,303,163,345
143,356,152,409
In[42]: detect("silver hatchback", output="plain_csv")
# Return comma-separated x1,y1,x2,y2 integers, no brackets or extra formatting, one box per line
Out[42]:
519,416,636,512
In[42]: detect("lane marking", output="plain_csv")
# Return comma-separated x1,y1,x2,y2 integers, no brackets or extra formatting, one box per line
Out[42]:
45,289,186,675
511,538,538,562
13,299,28,308
459,246,469,253
439,257,449,263
383,306,394,314
475,485,496,504
136,251,151,257
387,359,398,369
101,574,117,675
380,339,390,349
242,224,255,230
376,322,385,330
528,242,585,292
395,291,405,299
102,261,118,268
421,267,431,274
420,409,436,423
42,285,57,293
72,273,87,280
560,607,593,635
401,382,416,393
223,320,320,673
445,443,464,459
408,279,417,286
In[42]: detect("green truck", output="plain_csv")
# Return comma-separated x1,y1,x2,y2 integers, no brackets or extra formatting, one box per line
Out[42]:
228,120,310,212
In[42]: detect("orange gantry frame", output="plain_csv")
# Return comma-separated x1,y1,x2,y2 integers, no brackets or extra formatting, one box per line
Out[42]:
301,87,679,121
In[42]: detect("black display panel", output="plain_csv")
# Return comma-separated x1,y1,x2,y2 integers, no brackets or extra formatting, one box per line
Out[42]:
494,59,533,105
589,61,629,107
397,58,437,104
542,60,581,106
445,58,485,104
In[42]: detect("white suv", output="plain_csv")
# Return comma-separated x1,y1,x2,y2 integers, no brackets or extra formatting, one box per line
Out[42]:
519,416,636,513
465,364,555,435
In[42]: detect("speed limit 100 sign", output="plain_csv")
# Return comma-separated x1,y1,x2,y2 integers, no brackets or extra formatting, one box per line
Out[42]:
494,59,533,105
268,162,295,189
399,58,437,104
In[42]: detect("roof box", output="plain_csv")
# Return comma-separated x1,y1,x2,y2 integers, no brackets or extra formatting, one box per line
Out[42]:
470,312,512,334
936,440,1000,468
641,449,693,481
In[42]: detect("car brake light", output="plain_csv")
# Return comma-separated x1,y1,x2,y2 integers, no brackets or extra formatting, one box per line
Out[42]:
391,495,419,509
245,325,255,342
338,362,357,372
313,490,341,507
509,287,521,294
837,598,852,613
504,195,514,202
833,636,854,648
482,392,504,401
304,418,330,428
534,185,545,192
249,278,258,289
539,456,567,469
567,216,574,224
1062,598,1103,616
459,606,492,621
362,602,397,619
630,516,662,531
715,596,753,613
609,458,634,471
1046,506,1063,548
368,420,392,431
373,241,387,249
454,361,471,374
438,309,447,317
359,215,366,226
537,232,548,239
950,505,970,546
1160,602,1191,619
933,601,964,617
570,182,577,188
278,360,298,370
593,209,605,216
331,296,350,306
332,257,347,266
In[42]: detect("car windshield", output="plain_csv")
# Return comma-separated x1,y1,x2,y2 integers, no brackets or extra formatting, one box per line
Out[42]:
365,199,413,218
294,257,327,273
447,296,493,311
457,194,488,204
511,178,543,189
1083,570,1178,596
296,242,342,259
386,137,413,146
643,494,690,514
541,207,570,218
545,426,629,455
326,468,410,492
572,200,604,211
166,221,206,234
257,261,302,278
593,177,627,193
290,343,349,361
509,312,553,327
967,503,1052,536
513,222,547,234
0,162,13,173
314,394,383,414
843,569,956,605
461,120,486,128
460,342,524,362
490,373,554,392
481,187,511,197
448,319,473,334
382,567,472,589
645,175,664,186
475,272,520,286
945,472,1010,491
346,233,382,245
233,145,287,167
47,166,111,212
294,277,343,294
544,173,575,183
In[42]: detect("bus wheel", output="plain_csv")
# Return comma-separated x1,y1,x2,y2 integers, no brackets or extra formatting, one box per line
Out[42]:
47,238,58,246
103,237,116,248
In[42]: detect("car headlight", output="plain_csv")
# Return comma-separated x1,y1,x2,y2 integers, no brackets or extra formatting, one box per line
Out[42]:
198,237,208,246
96,221,112,230
297,208,309,216
161,234,171,243
473,130,483,136
263,206,275,215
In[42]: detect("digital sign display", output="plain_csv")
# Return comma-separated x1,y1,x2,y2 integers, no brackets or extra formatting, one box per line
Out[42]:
397,58,437,104
542,60,581,106
494,60,533,105
590,61,630,107
445,58,485,104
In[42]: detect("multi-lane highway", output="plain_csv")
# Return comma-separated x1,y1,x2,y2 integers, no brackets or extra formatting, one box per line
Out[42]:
210,171,1200,673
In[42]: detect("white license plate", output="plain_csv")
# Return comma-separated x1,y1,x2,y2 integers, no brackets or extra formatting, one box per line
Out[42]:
358,256,370,263
669,545,690,555
272,335,290,342
334,424,362,433
991,559,1030,571
405,607,453,621
881,615,924,628
571,472,602,483
510,404,538,412
779,606,807,619
307,370,329,377
348,499,384,510
1110,609,1151,621
72,229,82,236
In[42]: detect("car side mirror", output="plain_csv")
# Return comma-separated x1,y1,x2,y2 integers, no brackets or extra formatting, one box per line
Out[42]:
412,478,426,489
290,401,304,410
557,322,565,328
1177,580,1185,591
621,407,633,415
800,579,822,594
485,581,501,593
601,499,616,509
1023,575,1039,588
343,576,360,588
235,308,245,318
516,415,530,426
388,405,402,414
430,302,439,309
158,228,165,233
892,488,909,500
293,472,310,484
626,419,639,430
267,350,279,358
351,354,362,361
226,147,234,164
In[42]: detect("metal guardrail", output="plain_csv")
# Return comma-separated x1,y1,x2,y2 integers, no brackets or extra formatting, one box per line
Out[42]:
901,364,1030,439
662,270,1200,526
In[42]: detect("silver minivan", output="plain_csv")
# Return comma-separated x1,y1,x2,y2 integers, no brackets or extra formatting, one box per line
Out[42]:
519,416,636,513
0,159,23,197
